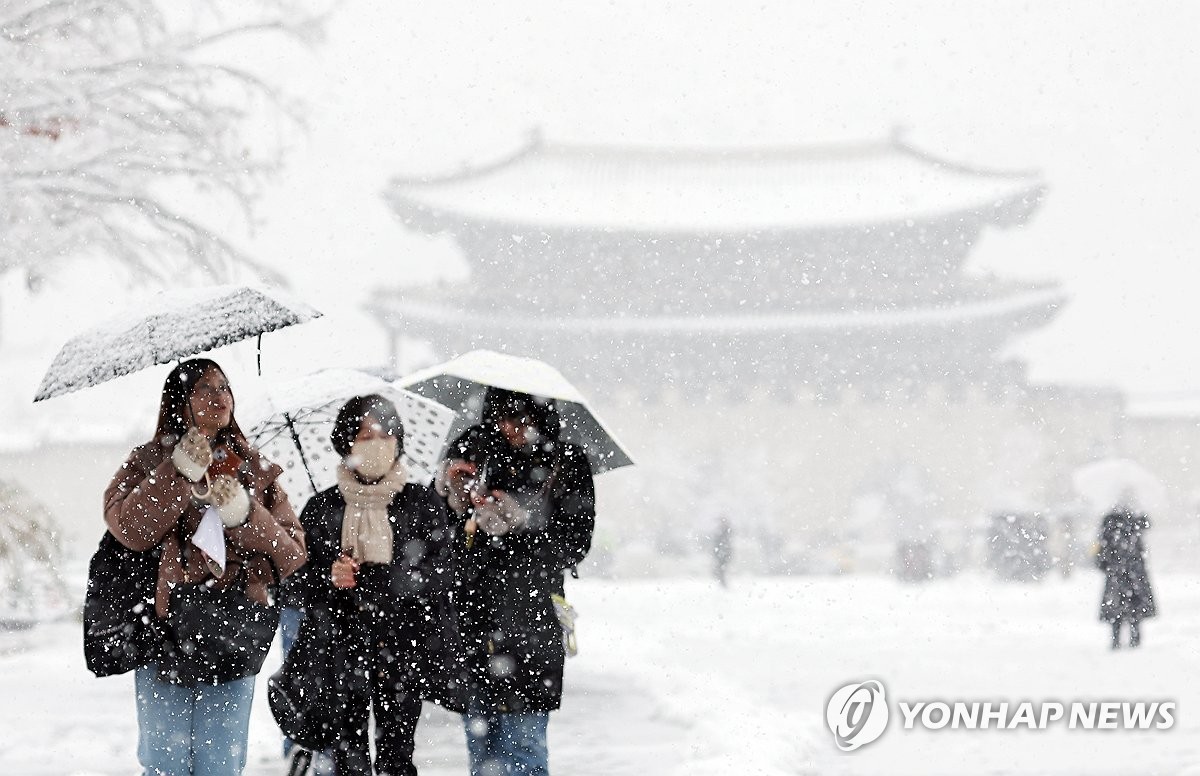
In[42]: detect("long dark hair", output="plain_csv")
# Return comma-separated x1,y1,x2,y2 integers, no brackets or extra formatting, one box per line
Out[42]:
154,358,249,456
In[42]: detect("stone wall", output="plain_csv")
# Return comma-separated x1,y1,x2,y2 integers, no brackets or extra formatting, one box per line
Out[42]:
586,383,1196,576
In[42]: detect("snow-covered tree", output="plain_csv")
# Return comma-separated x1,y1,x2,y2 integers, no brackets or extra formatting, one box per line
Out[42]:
0,1,323,299
0,478,70,625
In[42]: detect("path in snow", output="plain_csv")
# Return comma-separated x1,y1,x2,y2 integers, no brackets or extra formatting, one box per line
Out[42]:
0,612,688,775
2,573,1199,775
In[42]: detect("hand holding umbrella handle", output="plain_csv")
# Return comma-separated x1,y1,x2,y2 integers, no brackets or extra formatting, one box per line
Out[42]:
172,427,213,483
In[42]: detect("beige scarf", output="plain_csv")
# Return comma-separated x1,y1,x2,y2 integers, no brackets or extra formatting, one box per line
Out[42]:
336,463,408,565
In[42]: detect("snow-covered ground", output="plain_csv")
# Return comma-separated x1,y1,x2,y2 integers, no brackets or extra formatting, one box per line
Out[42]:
2,572,1197,775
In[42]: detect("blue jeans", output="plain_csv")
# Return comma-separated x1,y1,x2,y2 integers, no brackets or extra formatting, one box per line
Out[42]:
135,665,256,775
278,606,304,756
463,711,550,776
279,605,304,655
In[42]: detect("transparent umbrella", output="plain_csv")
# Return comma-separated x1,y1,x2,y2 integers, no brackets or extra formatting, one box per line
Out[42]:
245,369,457,507
1071,457,1167,516
397,350,634,475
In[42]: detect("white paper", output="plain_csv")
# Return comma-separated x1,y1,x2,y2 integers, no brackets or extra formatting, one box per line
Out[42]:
191,506,227,576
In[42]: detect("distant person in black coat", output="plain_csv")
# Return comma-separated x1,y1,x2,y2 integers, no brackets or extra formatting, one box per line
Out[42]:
292,394,461,775
712,515,733,587
1096,499,1156,649
437,388,595,776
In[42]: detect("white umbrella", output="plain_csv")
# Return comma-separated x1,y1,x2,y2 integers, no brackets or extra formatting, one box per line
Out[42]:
244,369,457,506
33,285,321,402
1071,457,1167,516
397,350,634,475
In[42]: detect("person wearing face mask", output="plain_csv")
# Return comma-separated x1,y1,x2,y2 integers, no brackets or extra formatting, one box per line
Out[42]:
290,394,462,775
437,388,595,776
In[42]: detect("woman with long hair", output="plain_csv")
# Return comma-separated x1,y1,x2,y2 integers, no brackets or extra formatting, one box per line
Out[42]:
290,394,461,775
103,358,306,775
437,388,595,776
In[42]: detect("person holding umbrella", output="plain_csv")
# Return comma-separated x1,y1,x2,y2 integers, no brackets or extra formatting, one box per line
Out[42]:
102,358,306,775
1096,490,1157,649
289,394,461,775
438,388,596,776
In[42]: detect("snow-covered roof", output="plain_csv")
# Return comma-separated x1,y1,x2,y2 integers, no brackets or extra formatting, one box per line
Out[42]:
373,287,1066,334
386,134,1045,234
1124,396,1200,420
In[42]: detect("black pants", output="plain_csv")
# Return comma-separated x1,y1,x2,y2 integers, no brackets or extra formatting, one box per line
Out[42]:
336,646,423,775
1110,619,1141,648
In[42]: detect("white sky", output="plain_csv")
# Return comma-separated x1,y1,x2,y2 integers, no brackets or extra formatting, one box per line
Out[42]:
5,0,1200,434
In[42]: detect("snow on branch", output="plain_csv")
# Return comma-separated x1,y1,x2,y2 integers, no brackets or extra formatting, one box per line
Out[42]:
0,0,327,286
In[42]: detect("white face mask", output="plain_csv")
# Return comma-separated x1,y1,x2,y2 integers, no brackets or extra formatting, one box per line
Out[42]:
348,437,398,481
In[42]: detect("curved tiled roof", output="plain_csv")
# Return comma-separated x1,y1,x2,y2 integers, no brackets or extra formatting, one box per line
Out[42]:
387,134,1045,234
371,286,1066,335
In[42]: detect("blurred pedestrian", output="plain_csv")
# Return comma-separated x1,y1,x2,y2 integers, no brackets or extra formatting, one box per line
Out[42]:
1096,498,1156,649
711,515,733,587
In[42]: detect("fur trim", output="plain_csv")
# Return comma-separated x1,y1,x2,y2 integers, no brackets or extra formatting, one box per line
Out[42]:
171,430,210,483
210,474,251,527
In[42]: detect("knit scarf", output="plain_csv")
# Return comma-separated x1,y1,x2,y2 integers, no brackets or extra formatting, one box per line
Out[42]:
336,463,408,565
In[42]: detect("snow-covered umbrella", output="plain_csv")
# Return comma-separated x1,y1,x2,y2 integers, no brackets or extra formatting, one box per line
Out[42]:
397,350,635,475
32,285,322,402
244,369,457,506
1071,457,1167,516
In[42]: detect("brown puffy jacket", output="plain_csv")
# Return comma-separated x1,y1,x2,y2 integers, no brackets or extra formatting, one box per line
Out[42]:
103,439,306,618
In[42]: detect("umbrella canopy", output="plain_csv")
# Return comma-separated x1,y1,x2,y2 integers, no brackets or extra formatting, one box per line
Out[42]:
1071,457,1167,516
33,285,321,402
244,369,457,506
397,350,634,475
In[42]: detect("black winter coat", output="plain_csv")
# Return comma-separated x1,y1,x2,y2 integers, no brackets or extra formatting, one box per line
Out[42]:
448,425,595,713
1097,509,1157,623
292,482,464,710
